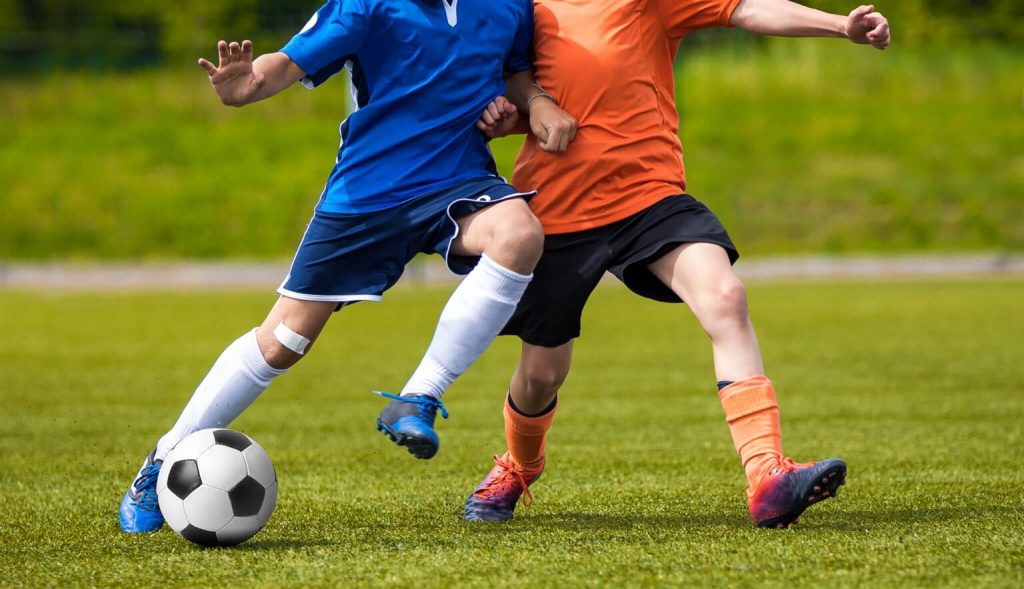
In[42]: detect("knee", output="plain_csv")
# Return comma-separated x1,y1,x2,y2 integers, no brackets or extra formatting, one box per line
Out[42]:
521,363,568,399
256,326,312,370
698,278,749,325
488,213,544,271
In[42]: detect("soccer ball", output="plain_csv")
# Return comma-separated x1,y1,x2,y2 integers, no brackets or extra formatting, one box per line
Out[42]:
156,428,277,547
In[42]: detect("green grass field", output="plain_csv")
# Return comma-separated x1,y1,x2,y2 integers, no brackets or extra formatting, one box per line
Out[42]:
1,278,1022,587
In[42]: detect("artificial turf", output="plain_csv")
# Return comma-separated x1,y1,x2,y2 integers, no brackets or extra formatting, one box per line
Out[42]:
1,278,1021,587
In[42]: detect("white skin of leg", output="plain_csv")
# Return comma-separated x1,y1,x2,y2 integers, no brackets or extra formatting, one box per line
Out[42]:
646,242,765,382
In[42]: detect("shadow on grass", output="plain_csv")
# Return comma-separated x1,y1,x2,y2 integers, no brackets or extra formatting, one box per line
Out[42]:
814,505,1023,531
460,504,1023,535
240,538,343,551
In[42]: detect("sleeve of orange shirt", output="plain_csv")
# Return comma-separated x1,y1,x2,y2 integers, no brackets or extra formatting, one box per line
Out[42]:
657,0,745,38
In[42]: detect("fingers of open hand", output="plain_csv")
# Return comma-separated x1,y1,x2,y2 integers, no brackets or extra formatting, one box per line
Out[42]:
242,40,254,61
217,41,230,67
228,42,242,63
198,58,217,76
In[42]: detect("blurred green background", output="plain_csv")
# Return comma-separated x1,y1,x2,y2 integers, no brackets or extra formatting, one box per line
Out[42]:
1,1,1021,260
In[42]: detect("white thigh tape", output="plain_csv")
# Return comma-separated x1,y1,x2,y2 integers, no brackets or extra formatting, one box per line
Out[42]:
273,321,311,355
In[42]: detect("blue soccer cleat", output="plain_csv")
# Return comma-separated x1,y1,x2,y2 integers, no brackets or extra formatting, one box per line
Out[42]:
118,451,165,533
374,391,449,459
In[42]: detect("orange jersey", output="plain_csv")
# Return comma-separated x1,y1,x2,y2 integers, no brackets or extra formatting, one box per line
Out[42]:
513,0,742,234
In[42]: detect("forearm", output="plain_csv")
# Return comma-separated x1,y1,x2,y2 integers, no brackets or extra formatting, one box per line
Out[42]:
730,0,847,38
505,70,553,115
242,52,307,105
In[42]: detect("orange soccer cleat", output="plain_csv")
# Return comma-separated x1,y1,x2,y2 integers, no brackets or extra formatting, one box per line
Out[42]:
747,457,847,528
464,452,544,522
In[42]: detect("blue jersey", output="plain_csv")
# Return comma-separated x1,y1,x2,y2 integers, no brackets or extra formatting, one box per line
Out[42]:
281,0,534,214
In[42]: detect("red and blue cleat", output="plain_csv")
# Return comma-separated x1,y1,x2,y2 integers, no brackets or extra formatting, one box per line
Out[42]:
464,452,543,522
748,456,846,528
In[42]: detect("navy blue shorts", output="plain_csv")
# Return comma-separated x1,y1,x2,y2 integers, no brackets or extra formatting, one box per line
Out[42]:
279,177,535,304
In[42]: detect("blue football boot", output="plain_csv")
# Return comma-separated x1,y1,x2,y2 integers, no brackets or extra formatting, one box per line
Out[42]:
118,451,165,533
374,391,449,459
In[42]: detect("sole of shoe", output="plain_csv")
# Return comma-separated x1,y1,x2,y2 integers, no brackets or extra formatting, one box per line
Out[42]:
376,421,438,460
464,500,514,522
757,460,847,529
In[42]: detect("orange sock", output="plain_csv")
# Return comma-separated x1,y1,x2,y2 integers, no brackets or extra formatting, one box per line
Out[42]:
504,394,557,471
718,376,783,491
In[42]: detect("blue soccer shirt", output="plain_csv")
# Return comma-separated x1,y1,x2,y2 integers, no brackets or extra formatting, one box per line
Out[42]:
281,0,534,214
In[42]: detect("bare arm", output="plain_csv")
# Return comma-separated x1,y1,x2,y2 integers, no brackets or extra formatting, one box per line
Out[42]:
730,0,890,49
198,41,308,107
491,70,578,152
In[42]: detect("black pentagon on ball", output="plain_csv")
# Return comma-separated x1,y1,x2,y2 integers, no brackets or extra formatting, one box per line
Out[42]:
213,429,252,451
229,476,265,517
166,459,202,499
180,524,220,547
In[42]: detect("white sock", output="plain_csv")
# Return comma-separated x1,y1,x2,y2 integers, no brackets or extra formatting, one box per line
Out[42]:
154,329,286,461
400,254,532,399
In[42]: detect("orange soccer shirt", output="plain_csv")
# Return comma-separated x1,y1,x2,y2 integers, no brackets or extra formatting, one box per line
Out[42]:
513,0,742,234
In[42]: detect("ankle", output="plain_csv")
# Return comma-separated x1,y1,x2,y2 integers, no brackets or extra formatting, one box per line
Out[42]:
744,453,782,488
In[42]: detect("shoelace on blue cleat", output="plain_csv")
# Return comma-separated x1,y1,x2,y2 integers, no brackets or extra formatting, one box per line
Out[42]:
373,391,449,420
131,463,161,512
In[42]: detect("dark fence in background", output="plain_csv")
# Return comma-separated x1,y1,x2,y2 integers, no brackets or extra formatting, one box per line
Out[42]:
1,1,1021,73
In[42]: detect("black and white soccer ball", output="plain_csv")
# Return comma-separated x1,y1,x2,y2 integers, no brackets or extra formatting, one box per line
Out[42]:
156,428,277,547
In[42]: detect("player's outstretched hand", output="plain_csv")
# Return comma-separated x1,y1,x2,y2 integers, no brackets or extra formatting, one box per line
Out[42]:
530,98,577,153
845,5,890,49
198,40,267,106
476,96,520,140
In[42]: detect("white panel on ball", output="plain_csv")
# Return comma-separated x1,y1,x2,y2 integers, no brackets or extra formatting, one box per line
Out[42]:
157,489,191,533
258,481,278,527
166,429,217,464
242,444,276,488
216,515,262,546
182,485,234,531
196,445,248,491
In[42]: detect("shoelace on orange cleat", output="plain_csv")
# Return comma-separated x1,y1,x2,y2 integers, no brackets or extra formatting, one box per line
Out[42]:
769,456,816,476
486,454,535,507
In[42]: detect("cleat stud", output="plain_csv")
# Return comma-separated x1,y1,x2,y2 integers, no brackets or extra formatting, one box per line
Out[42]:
813,486,821,492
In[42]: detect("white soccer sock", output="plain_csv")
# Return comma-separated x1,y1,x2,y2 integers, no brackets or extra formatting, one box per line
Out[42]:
400,254,532,399
154,328,286,461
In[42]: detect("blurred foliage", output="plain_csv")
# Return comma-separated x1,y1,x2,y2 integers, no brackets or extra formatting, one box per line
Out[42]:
0,1,1022,73
0,42,1020,259
0,0,319,71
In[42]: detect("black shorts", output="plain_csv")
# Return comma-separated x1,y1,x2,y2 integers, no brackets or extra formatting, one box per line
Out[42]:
501,194,739,347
